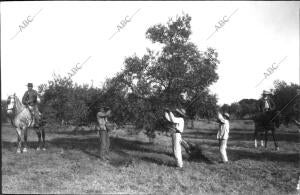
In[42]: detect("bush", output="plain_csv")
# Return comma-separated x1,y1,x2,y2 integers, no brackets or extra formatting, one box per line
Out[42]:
38,76,103,126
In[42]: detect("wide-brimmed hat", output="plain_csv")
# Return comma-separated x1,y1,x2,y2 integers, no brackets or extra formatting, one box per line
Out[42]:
27,83,33,87
98,106,105,110
223,112,230,119
175,108,186,118
98,106,109,110
262,90,272,95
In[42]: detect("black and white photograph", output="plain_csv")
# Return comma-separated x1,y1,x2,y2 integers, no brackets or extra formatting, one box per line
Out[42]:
1,1,300,194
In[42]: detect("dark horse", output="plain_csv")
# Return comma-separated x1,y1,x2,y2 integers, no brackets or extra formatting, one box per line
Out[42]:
6,94,46,153
253,110,282,151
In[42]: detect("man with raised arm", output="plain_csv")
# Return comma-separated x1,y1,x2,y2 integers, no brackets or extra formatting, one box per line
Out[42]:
164,108,186,168
216,112,230,163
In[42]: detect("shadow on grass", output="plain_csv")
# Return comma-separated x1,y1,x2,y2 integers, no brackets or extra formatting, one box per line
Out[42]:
3,132,298,167
51,130,98,136
1,141,17,151
188,151,215,164
139,156,176,167
1,135,214,167
229,148,300,163
1,140,44,151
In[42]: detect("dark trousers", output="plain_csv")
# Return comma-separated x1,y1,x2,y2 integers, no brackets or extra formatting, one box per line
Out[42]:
99,130,110,158
28,105,41,127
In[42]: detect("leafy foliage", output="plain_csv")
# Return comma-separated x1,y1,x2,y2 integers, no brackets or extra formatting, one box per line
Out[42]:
5,14,222,138
237,99,258,119
272,80,300,125
107,14,219,136
38,75,102,126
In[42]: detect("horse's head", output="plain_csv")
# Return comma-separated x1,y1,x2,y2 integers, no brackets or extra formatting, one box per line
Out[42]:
6,94,16,116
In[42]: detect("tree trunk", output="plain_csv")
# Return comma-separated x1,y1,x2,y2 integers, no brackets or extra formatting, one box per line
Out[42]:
191,119,194,129
149,137,154,144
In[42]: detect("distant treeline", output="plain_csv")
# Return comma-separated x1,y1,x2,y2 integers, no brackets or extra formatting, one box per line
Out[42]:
2,78,298,128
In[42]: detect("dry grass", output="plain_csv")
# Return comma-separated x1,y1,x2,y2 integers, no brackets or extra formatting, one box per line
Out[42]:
2,121,300,194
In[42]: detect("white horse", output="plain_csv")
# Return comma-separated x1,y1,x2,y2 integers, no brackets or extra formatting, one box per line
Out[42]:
6,94,46,153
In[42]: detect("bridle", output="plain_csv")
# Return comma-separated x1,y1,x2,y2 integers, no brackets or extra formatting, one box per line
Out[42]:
7,95,16,113
7,94,33,127
7,95,17,127
7,94,26,116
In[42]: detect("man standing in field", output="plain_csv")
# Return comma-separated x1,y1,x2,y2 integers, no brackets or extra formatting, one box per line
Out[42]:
22,83,41,128
164,108,186,168
97,106,111,160
216,112,230,163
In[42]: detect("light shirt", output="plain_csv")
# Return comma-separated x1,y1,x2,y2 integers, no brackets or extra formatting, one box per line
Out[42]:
164,111,184,133
264,98,270,110
97,110,111,131
217,113,230,140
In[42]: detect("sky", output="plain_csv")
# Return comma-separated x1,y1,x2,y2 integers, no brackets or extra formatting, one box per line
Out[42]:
1,1,299,105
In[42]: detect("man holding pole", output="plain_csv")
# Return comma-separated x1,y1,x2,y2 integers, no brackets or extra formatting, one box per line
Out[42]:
216,111,230,163
164,108,186,168
97,106,111,160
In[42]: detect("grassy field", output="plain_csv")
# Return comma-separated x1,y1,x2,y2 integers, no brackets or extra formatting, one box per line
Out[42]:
2,120,300,194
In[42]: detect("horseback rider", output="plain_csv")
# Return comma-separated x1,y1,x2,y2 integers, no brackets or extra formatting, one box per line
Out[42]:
258,90,276,113
22,83,41,127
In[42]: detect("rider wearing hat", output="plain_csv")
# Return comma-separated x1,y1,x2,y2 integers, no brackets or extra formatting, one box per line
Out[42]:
22,83,41,127
164,108,186,168
258,90,276,113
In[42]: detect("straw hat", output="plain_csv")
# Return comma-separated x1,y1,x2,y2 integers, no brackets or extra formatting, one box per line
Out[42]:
223,112,230,119
175,108,186,118
262,90,272,95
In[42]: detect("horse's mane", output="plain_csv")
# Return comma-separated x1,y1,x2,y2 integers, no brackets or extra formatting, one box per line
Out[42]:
14,96,25,112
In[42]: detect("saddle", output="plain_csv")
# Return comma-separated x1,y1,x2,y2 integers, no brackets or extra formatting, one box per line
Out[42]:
27,105,41,127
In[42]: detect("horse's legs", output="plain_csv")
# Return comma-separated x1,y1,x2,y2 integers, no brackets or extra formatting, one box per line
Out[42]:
35,129,41,150
254,130,258,148
16,128,22,153
271,130,279,151
261,139,264,147
264,131,268,148
259,133,264,147
41,128,46,150
23,127,28,152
